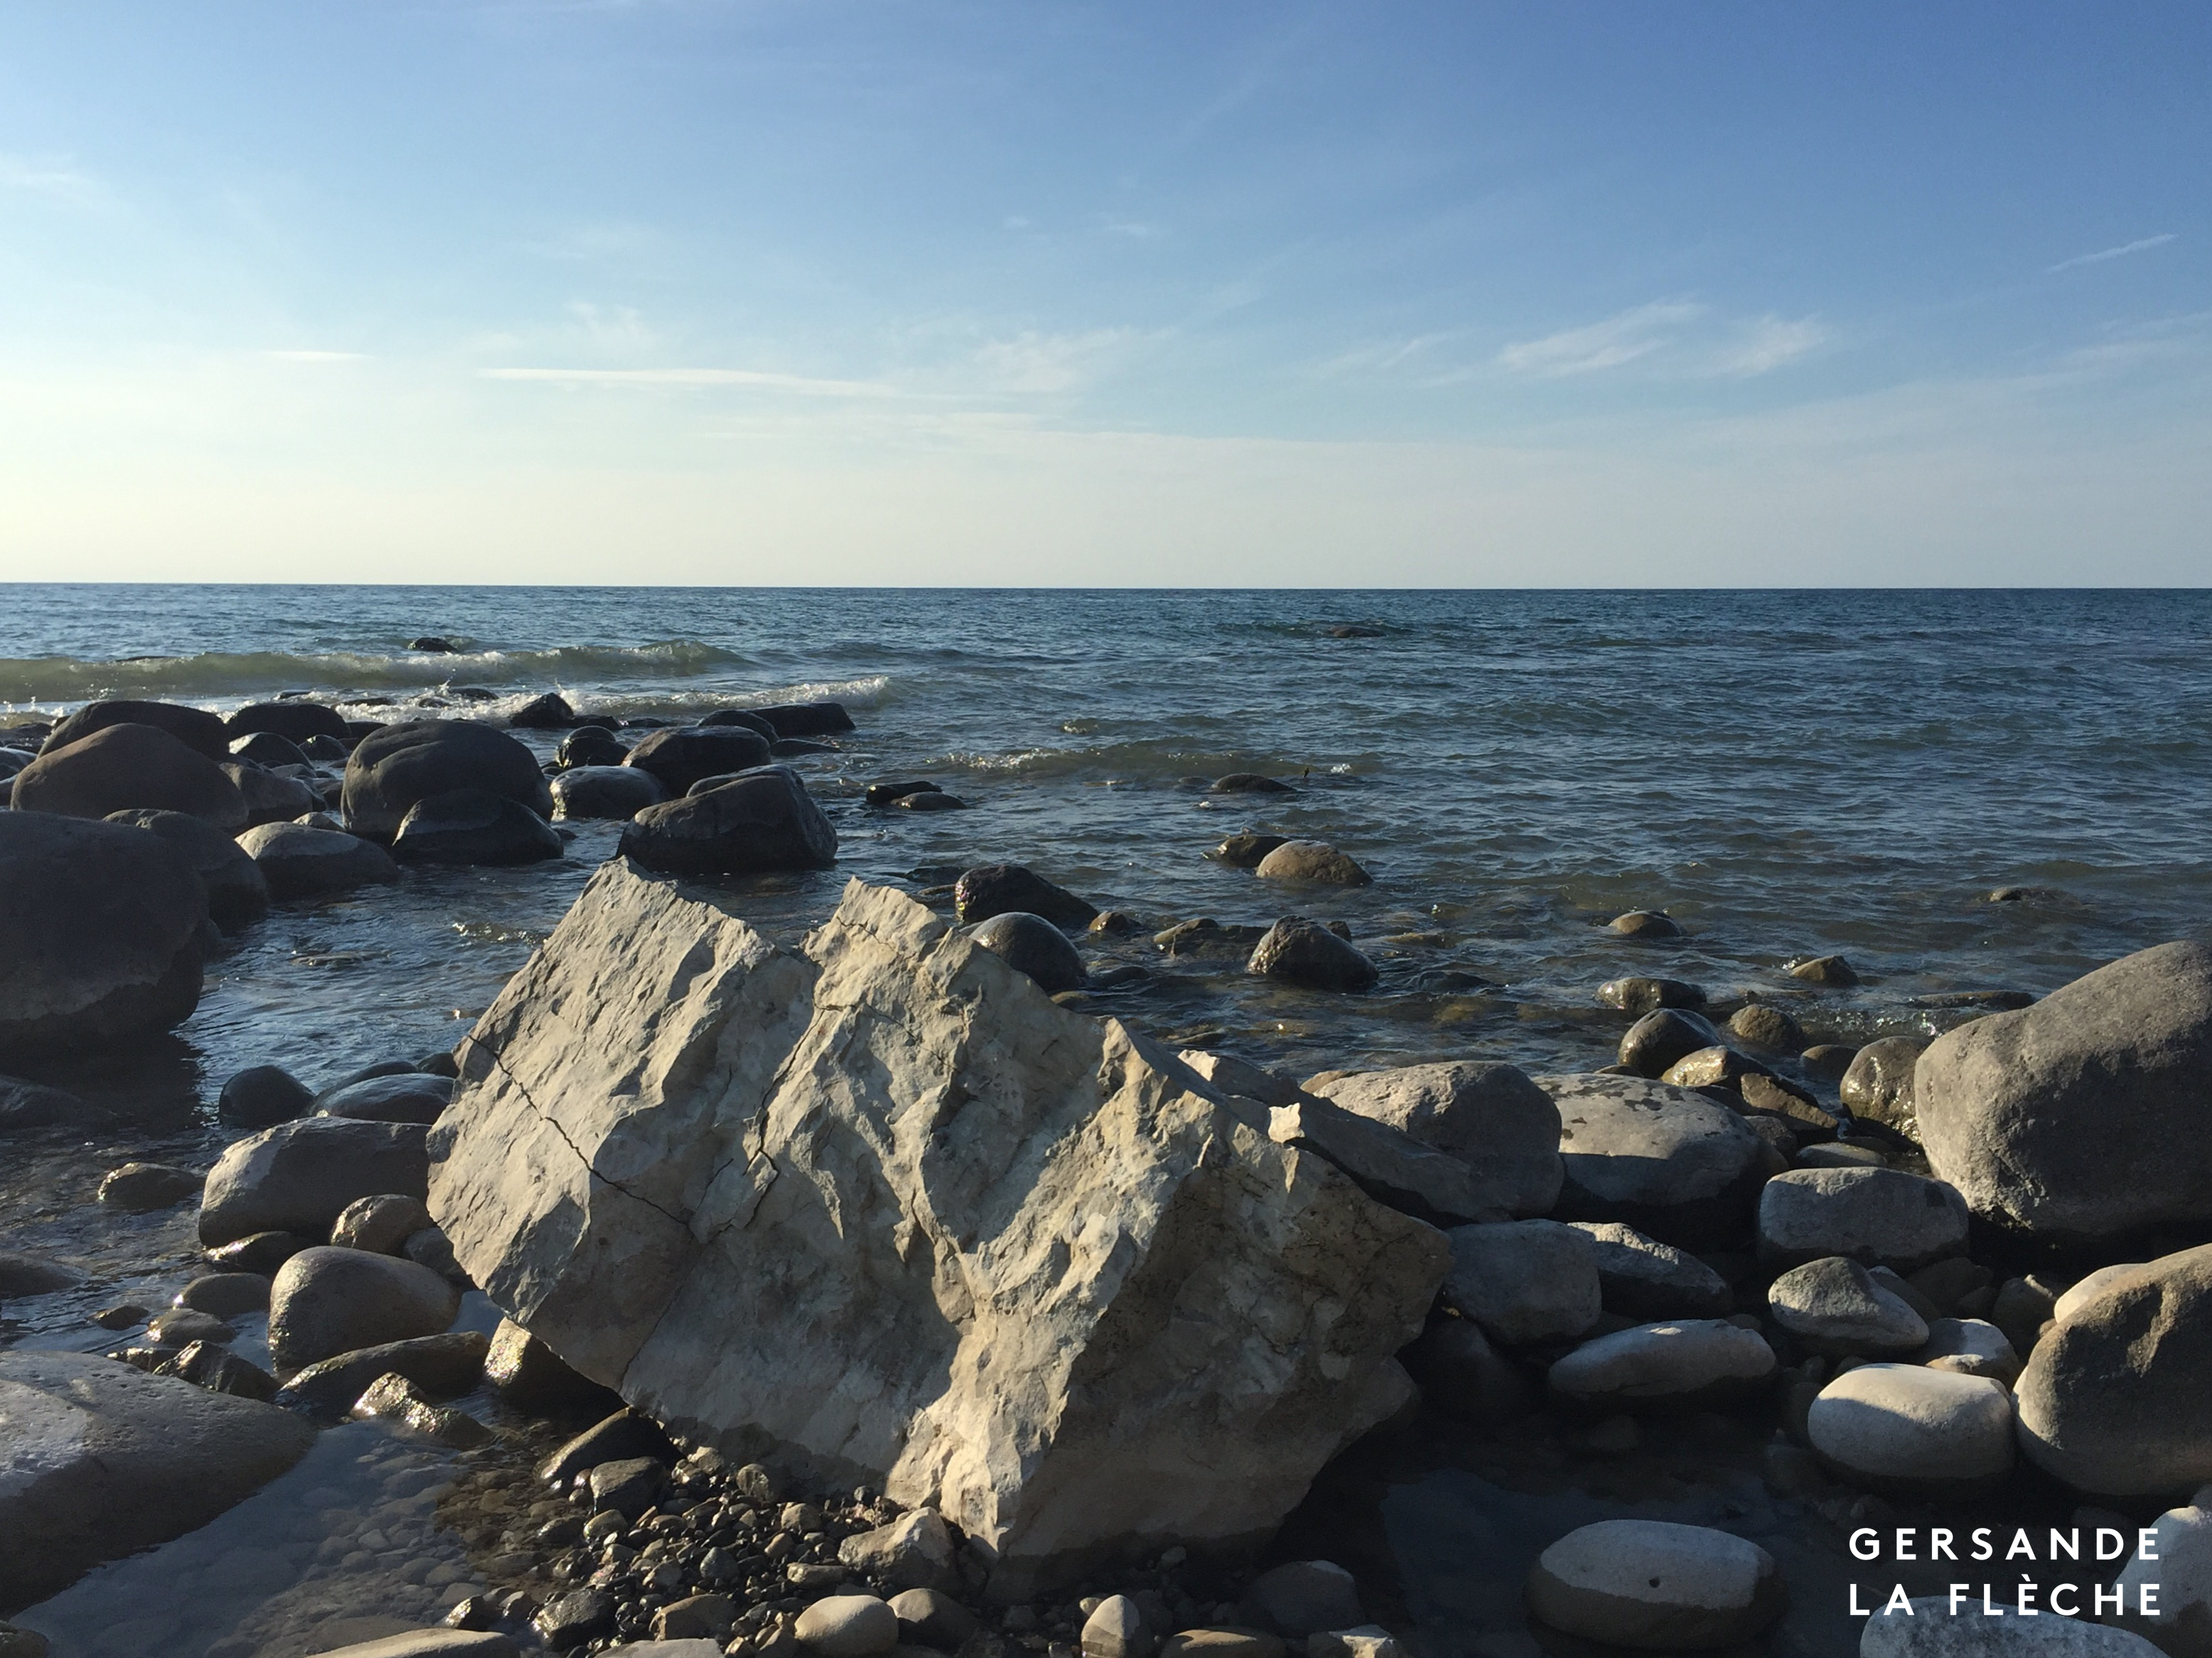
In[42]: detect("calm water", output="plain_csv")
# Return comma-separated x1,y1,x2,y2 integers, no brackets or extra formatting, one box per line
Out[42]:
4,584,2209,1657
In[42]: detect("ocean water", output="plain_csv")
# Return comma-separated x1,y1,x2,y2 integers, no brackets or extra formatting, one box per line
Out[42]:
5,583,2210,1657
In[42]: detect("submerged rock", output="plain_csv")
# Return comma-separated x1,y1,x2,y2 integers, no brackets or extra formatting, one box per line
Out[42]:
1248,917,1378,993
1597,976,1707,1015
1254,841,1373,886
551,765,665,819
393,789,565,865
344,720,554,841
1208,832,1288,868
618,766,836,876
966,911,1085,993
621,726,773,795
428,864,1445,1595
953,863,1098,929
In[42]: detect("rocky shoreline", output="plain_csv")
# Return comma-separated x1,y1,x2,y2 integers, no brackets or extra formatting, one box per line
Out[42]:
3,692,2210,1658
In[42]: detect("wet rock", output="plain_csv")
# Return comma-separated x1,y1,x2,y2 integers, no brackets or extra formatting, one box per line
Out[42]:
344,720,554,841
1155,918,1268,957
1565,1222,1732,1320
177,1272,272,1318
966,912,1086,994
15,722,248,828
1303,1062,1562,1215
431,866,1445,1597
837,1508,957,1591
98,1160,202,1210
90,1303,146,1329
0,812,211,1062
1617,1008,1724,1077
1208,832,1289,869
1210,774,1294,794
273,1329,492,1420
267,1245,462,1369
201,1117,430,1246
793,1596,899,1656
1862,1599,2160,1654
555,727,628,770
1241,1561,1362,1637
206,1231,309,1277
1767,1257,1928,1356
147,1305,237,1344
1789,954,1857,986
1840,1037,1925,1136
44,698,229,761
1800,1043,1857,1080
0,1074,99,1134
104,807,270,930
220,1064,314,1128
1597,976,1707,1015
539,1408,678,1487
620,726,773,795
231,730,312,769
1806,1362,2014,1495
237,821,402,898
1541,1073,1769,1250
353,1372,492,1446
161,1339,279,1401
1254,841,1372,887
319,1073,455,1125
1756,1168,1970,1272
1660,1044,1769,1091
653,1595,737,1642
1608,910,1683,940
221,759,326,828
483,1318,619,1413
1525,1519,1786,1649
509,692,577,730
393,789,565,865
1914,1318,2021,1384
0,1348,316,1607
303,1633,518,1658
619,765,837,875
1738,1072,1840,1135
1547,1318,1777,1412
889,785,961,808
953,863,1098,929
225,700,350,747
331,1193,436,1253
1441,1220,1601,1346
753,700,856,738
587,1453,666,1518
1247,917,1378,993
888,1590,977,1650
1918,941,2212,1242
1080,1594,1151,1658
1990,1273,2063,1355
536,1590,616,1650
1396,1317,1531,1424
2015,1243,2212,1496
550,765,665,819
1729,1003,1804,1054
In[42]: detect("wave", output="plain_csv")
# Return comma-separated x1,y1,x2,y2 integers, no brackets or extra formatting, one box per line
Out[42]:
0,640,757,712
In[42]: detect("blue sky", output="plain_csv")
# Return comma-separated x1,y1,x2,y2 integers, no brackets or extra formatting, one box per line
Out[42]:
0,2,2204,584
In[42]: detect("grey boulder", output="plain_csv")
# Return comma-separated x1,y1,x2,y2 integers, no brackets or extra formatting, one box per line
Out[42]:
1547,1319,1777,1412
13,722,246,829
1807,1363,2014,1495
1247,917,1378,993
318,1073,455,1125
236,822,400,899
620,725,773,795
1840,1036,1925,1137
1565,1222,1732,1320
1766,1256,1929,1355
266,1245,462,1370
103,807,270,930
199,1117,431,1247
342,720,552,841
1860,1600,2161,1655
1756,1167,1970,1272
1305,1061,1562,1218
617,767,836,876
551,765,665,820
1541,1073,1769,1249
966,912,1085,995
392,789,564,866
1441,1219,1601,1346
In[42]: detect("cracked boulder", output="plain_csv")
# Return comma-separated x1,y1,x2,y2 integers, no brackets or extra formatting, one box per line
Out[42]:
428,860,1446,1596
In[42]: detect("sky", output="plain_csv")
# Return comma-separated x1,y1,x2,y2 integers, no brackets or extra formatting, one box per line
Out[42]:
0,1,2205,586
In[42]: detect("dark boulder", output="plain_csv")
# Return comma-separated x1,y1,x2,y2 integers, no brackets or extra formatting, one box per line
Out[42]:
342,720,554,841
508,692,577,730
555,728,628,769
953,864,1097,929
221,760,323,828
0,1074,103,1134
409,636,457,652
698,709,777,737
1618,1007,1725,1077
1209,773,1294,794
15,724,248,829
275,1329,493,1420
1247,917,1379,993
42,700,229,761
1597,976,1708,1015
866,780,940,807
550,765,665,820
617,766,837,876
391,789,565,866
967,912,1086,994
317,1072,455,1125
751,701,855,737
105,808,270,930
1840,1036,1926,1137
1610,910,1684,940
770,737,837,758
1207,832,1289,868
227,730,310,769
621,726,773,795
1790,954,1860,986
224,701,350,745
199,1117,431,1247
219,1065,315,1129
236,822,400,898
0,813,209,1062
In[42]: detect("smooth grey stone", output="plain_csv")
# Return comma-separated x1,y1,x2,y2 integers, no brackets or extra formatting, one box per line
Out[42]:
266,1246,461,1370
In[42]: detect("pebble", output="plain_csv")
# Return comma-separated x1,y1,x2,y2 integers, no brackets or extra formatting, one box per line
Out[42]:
1524,1520,1785,1648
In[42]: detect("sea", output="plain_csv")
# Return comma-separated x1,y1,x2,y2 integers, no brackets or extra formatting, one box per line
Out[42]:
4,583,2209,1658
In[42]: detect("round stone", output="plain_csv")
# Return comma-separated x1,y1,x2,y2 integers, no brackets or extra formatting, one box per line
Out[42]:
1526,1518,1786,1649
1805,1362,2015,1495
792,1594,899,1657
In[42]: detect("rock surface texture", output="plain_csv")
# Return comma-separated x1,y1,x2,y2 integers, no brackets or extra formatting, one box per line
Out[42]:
428,863,1448,1596
1915,941,2212,1242
1526,1519,1786,1649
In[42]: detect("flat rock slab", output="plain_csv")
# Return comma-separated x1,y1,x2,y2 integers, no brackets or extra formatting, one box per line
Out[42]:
0,1349,316,1609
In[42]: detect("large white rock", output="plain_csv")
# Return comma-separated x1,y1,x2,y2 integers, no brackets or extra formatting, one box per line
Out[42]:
1526,1519,1786,1648
1547,1320,1777,1412
2110,1488,2212,1657
1861,1598,2163,1655
430,863,1448,1597
1806,1362,2014,1495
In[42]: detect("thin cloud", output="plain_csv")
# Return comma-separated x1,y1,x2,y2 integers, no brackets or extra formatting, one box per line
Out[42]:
2049,233,2176,274
481,367,906,398
968,329,1144,395
1101,218,1163,240
1497,302,1704,378
263,349,370,363
1315,333,1456,379
1709,315,1829,378
0,153,110,209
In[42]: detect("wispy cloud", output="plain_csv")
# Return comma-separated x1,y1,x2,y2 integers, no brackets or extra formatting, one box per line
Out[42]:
1101,218,1163,240
1710,314,1829,378
1497,302,1704,377
480,367,905,398
567,301,656,349
967,328,1144,394
263,349,370,363
0,153,111,209
2048,233,2177,274
1315,333,1456,379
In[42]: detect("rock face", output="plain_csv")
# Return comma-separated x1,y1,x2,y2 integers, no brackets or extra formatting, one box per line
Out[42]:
429,863,1447,1596
618,767,837,876
2014,1243,2212,1496
1805,1363,2014,1495
0,812,210,1062
1526,1520,1785,1649
200,1118,432,1247
1915,941,2212,1242
343,721,554,841
0,1349,316,1607
1541,1074,1769,1250
1304,1063,1562,1217
14,722,248,828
